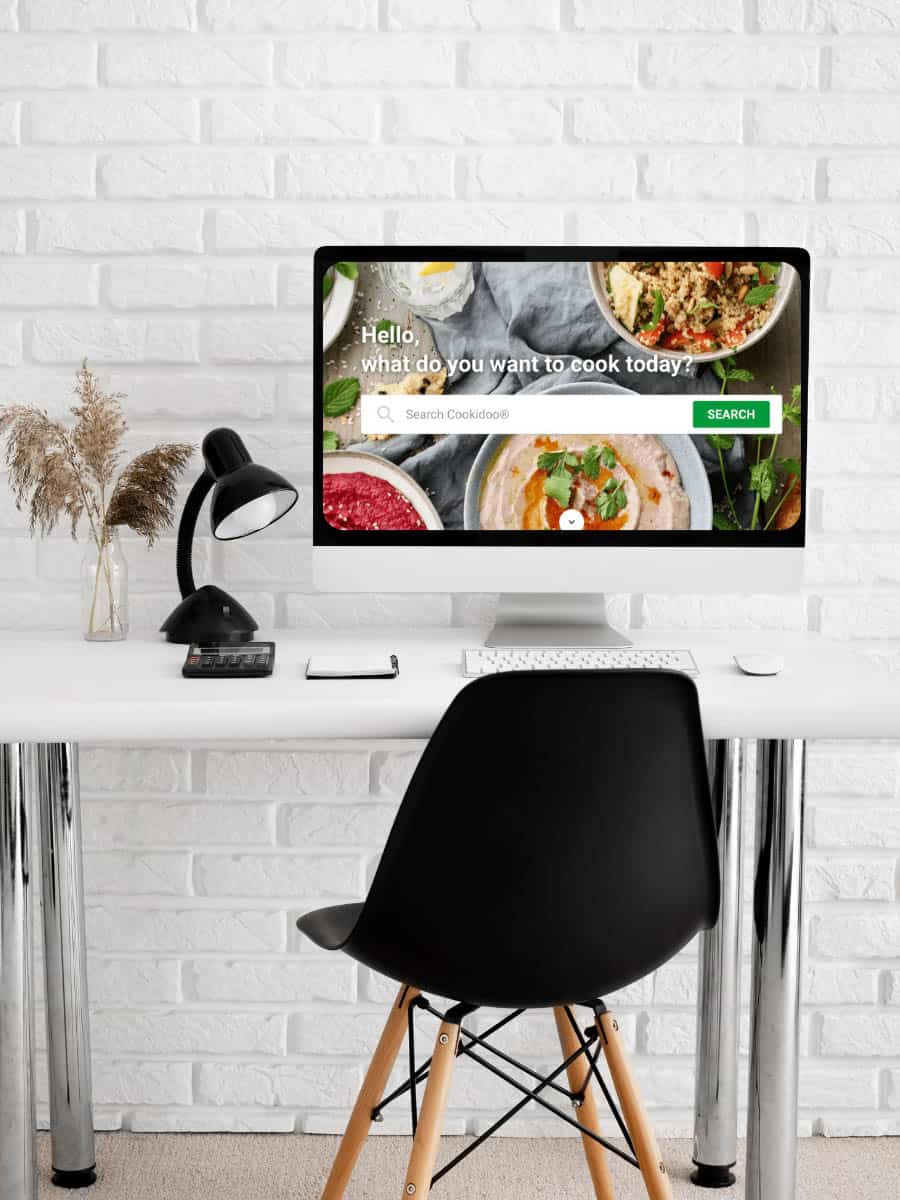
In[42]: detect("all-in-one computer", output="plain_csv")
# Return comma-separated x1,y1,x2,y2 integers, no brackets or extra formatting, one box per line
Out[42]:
313,249,809,656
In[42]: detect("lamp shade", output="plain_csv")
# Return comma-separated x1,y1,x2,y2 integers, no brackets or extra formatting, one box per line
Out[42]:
211,464,297,540
199,427,298,541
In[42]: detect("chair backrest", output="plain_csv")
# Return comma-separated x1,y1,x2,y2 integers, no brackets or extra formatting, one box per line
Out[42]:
347,670,719,1008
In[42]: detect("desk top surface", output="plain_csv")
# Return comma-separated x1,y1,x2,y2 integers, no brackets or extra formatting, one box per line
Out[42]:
0,628,896,743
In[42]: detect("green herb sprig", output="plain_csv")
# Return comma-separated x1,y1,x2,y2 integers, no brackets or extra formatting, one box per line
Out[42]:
706,356,753,529
596,478,627,520
744,282,777,306
642,289,664,331
712,355,754,395
755,385,802,530
323,377,361,418
537,443,619,513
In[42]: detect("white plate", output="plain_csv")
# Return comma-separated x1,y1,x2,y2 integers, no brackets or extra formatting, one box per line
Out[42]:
323,269,357,352
323,450,444,530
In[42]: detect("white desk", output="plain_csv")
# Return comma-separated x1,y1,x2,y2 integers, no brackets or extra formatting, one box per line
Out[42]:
1,629,897,1200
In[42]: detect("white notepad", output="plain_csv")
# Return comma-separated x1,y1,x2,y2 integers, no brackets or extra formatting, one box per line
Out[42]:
306,655,398,679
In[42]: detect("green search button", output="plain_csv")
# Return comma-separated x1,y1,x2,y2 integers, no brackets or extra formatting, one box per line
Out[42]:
693,400,770,430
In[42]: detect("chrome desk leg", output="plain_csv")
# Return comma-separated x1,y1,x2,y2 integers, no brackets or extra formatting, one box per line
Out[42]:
0,744,37,1200
38,743,96,1189
692,739,744,1188
746,739,806,1200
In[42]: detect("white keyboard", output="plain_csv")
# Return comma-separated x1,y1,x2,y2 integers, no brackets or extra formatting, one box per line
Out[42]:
462,647,699,677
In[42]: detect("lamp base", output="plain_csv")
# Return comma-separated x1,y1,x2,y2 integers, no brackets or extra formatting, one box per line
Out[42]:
160,585,258,645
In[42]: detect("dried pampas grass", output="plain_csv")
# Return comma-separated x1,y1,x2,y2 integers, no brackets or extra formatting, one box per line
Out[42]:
106,444,194,545
0,360,194,548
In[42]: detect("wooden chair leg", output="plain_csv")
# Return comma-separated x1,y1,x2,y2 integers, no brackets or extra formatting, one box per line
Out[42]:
400,1018,459,1200
596,1009,673,1200
322,984,420,1200
554,1007,617,1200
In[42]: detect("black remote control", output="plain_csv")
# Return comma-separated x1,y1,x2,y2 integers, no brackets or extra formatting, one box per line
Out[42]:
182,642,275,678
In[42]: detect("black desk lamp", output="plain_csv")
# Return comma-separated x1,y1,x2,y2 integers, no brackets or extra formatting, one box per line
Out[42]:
160,427,298,644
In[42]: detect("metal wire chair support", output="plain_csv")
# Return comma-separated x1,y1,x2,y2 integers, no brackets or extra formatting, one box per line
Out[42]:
368,997,639,1187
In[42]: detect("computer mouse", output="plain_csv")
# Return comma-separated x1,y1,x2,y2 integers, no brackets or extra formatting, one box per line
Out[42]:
733,653,784,677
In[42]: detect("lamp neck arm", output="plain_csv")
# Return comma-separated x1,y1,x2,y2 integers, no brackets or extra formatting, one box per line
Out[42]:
176,471,213,599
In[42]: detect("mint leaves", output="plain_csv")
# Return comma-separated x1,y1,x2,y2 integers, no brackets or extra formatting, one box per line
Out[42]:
322,430,339,451
335,261,358,280
783,384,801,426
323,377,360,417
749,457,777,504
712,356,755,394
708,354,801,534
749,384,802,530
713,510,741,531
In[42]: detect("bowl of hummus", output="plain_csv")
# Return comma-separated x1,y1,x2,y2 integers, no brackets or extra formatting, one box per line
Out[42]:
588,260,796,363
323,451,443,531
464,427,711,532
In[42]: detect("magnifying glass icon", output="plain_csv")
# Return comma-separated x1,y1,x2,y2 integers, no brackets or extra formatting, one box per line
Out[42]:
376,404,394,423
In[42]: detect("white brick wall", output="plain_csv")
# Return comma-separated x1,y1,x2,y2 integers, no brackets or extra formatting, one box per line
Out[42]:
0,0,895,1137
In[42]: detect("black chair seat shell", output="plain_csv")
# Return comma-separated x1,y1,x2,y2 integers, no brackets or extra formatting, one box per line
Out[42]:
298,670,719,1009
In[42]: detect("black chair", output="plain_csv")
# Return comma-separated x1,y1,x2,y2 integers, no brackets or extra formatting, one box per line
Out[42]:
298,671,719,1200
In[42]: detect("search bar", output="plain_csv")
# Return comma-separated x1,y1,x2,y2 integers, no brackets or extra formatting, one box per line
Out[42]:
361,393,782,436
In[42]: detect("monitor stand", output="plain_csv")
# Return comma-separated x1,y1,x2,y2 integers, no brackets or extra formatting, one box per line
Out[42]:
485,593,632,648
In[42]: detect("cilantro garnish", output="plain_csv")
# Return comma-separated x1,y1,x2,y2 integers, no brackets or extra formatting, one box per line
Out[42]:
544,471,573,508
596,478,627,520
539,442,622,512
536,449,578,473
582,445,601,479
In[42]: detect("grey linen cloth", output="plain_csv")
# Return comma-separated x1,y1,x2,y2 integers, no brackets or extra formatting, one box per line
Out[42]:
352,262,740,529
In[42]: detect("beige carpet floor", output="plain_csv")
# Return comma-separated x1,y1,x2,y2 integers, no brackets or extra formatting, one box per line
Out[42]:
36,1132,900,1198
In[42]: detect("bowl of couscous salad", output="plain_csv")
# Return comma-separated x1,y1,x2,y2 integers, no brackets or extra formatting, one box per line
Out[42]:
589,259,797,363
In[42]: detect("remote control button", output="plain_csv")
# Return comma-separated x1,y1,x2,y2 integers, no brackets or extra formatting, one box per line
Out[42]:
255,653,269,665
200,655,214,667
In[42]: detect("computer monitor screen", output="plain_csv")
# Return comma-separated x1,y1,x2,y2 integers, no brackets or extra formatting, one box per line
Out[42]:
314,249,808,548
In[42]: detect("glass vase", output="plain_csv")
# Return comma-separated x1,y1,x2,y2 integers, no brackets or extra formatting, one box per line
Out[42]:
82,526,129,642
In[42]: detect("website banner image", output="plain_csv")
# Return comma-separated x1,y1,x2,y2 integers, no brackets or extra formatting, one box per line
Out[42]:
320,259,802,535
